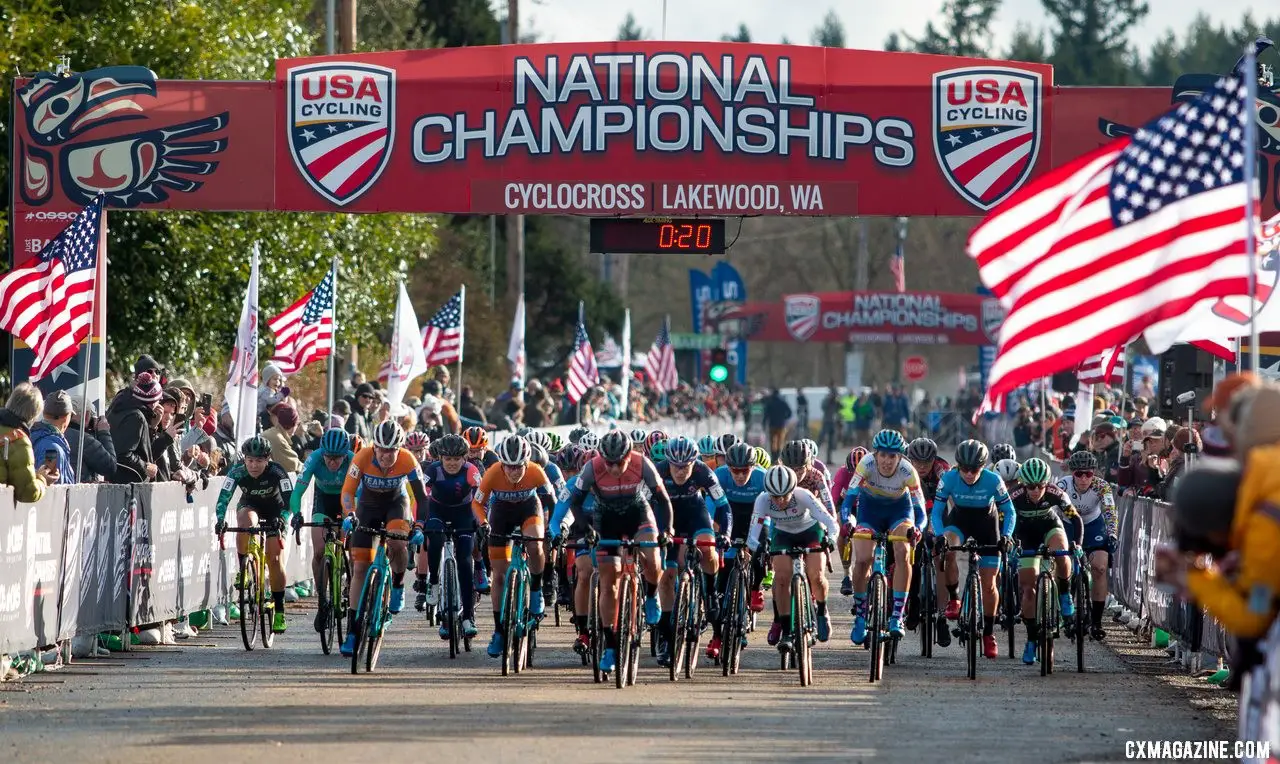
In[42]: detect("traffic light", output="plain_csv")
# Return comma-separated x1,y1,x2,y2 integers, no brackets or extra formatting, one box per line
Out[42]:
708,348,729,383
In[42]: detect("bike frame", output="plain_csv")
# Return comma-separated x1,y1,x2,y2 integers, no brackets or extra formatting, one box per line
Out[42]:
853,530,910,682
491,531,544,676
594,538,660,689
350,525,409,674
222,523,276,651
945,538,1002,681
1021,544,1073,676
296,519,347,655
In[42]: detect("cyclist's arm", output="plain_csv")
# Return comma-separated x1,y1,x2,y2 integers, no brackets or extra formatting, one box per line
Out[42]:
803,489,839,539
930,475,952,534
995,480,1015,537
549,479,575,535
905,465,927,529
276,468,295,519
215,470,240,523
407,469,431,515
745,494,769,552
472,468,495,525
568,459,597,512
340,465,361,517
290,453,318,517
1098,480,1118,538
812,477,836,517
640,458,674,534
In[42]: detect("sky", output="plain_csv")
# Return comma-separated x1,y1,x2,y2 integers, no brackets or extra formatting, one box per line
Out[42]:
519,0,1273,54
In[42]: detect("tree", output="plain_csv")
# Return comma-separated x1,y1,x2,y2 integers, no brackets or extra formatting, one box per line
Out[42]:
1042,0,1149,85
900,0,1000,57
722,24,752,43
883,32,905,52
415,0,501,47
617,12,647,41
1005,22,1049,62
1142,13,1255,85
811,10,846,48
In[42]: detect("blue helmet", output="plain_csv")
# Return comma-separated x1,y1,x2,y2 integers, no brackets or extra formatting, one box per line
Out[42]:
872,429,906,454
321,427,351,456
665,436,698,465
696,435,718,457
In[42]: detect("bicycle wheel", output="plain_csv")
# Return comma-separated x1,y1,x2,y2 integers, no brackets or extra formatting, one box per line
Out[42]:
351,567,380,675
1002,559,1018,660
367,577,389,673
319,555,335,655
616,578,634,689
238,555,259,651
1074,569,1089,673
867,572,885,683
1037,572,1054,677
550,563,561,628
685,573,703,680
964,573,979,680
919,550,934,658
444,556,460,659
671,574,691,682
721,567,741,677
335,551,349,647
590,571,602,682
794,574,812,687
501,568,520,676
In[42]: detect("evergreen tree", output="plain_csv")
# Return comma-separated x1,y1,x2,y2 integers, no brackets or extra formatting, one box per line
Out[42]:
1042,0,1148,85
616,12,646,41
902,0,999,57
722,23,752,43
1004,22,1049,63
811,10,846,48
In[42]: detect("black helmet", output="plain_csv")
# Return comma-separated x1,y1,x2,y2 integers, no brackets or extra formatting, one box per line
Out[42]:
1067,451,1099,472
241,436,271,459
433,434,468,458
991,443,1017,463
955,440,988,470
1172,461,1241,555
716,433,738,454
778,440,811,469
599,430,632,462
725,442,755,469
906,438,938,463
568,426,590,444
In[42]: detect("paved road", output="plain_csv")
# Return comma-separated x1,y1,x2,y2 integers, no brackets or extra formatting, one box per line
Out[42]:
0,570,1230,764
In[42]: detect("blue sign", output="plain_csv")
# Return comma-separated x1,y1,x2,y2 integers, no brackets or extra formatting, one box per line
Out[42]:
689,269,715,378
975,285,996,393
711,261,748,385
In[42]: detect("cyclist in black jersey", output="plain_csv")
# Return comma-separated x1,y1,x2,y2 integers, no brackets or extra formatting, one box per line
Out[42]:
462,426,498,593
1010,458,1082,665
414,434,483,639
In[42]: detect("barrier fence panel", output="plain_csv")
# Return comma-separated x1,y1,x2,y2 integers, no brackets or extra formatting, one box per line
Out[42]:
68,484,132,637
0,486,22,653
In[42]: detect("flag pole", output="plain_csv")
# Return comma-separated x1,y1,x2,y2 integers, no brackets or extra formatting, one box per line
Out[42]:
75,197,106,481
1245,44,1262,373
455,285,466,410
326,254,339,422
577,301,585,424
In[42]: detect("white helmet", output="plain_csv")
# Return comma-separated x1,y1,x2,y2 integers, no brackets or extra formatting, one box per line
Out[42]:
372,420,406,450
764,465,798,497
496,436,532,466
994,458,1021,484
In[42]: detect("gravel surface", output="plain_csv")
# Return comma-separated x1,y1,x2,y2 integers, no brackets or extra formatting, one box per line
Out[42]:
0,568,1237,764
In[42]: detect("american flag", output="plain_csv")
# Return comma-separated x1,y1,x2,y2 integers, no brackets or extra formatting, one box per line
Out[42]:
565,319,599,404
1076,344,1126,386
646,318,679,392
268,267,335,374
890,243,906,293
422,289,465,366
0,195,102,381
971,71,1255,410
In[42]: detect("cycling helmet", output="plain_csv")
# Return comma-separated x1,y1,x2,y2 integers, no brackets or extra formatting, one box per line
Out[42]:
1067,451,1099,472
716,433,738,454
579,431,600,451
545,432,564,453
801,439,819,459
568,426,590,444
955,439,989,470
320,428,351,456
1018,458,1051,486
845,446,868,471
906,437,938,464
515,426,533,439
599,430,633,462
496,436,532,466
405,431,430,452
754,447,772,470
764,465,798,497
779,440,811,469
649,440,667,463
629,428,648,447
427,440,441,460
665,436,698,465
560,444,588,472
433,434,468,458
526,430,553,453
529,443,549,467
724,442,755,469
872,429,907,454
991,443,1017,463
241,436,272,458
645,429,667,453
994,458,1021,483
373,420,406,450
697,435,718,457
462,426,488,450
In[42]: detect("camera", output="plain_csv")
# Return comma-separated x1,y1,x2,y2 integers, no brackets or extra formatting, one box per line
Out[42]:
1176,390,1196,405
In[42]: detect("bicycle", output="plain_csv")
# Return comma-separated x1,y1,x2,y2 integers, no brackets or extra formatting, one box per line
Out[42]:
717,538,753,677
852,530,911,683
1068,545,1091,673
221,520,281,652
775,543,825,687
490,531,545,677
425,524,473,659
294,518,349,656
917,536,936,658
998,545,1021,660
349,524,411,675
944,538,1003,680
1020,543,1074,676
594,537,661,689
667,536,718,682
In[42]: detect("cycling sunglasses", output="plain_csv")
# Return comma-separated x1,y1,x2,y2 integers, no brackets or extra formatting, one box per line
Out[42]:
957,465,982,474
1074,470,1095,478
728,466,753,475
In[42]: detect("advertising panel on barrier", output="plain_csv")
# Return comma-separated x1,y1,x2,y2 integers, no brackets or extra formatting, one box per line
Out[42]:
0,490,69,651
67,484,132,637
0,487,24,653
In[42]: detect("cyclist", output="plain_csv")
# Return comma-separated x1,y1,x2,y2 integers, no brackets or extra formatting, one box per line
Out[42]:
567,430,673,674
413,434,483,640
905,438,948,627
778,440,836,515
527,439,569,606
645,429,668,458
463,426,498,471
649,440,668,464
406,430,431,464
544,431,564,454
549,445,597,655
832,446,869,595
1054,450,1117,641
289,428,354,632
655,436,730,668
473,436,557,658
579,431,601,454
991,443,1017,465
800,439,832,485
697,435,720,468
845,430,925,643
709,442,769,658
753,447,772,470
994,459,1021,491
216,436,295,634
629,428,648,452
1010,458,1082,665
338,421,429,656
931,439,1015,658
568,426,590,445
749,465,839,647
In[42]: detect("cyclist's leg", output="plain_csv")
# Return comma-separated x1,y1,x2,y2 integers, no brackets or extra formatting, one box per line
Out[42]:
771,553,793,626
634,503,662,587
694,529,719,601
849,499,884,617
418,502,440,591
658,540,682,649
519,506,547,610
455,529,477,623
937,521,964,611
346,511,378,627
1082,517,1109,635
594,512,624,653
311,493,341,584
973,512,1001,636
235,506,256,556
888,519,915,623
262,510,287,595
573,545,594,635
487,504,517,624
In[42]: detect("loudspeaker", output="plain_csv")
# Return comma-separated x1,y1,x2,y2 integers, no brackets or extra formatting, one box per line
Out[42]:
1050,371,1077,394
1157,346,1215,420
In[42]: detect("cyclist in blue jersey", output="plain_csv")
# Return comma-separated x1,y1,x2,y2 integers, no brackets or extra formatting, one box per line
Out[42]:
412,435,483,639
290,428,354,633
655,436,730,668
710,442,769,658
931,439,1015,659
549,444,597,656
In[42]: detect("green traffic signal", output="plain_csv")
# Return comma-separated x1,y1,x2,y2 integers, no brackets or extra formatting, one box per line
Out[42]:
709,364,729,383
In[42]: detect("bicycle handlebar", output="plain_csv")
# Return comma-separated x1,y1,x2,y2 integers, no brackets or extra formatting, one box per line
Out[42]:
294,519,340,545
668,537,719,547
351,525,411,542
488,532,545,543
1019,547,1074,559
852,531,913,543
777,545,826,556
592,538,662,548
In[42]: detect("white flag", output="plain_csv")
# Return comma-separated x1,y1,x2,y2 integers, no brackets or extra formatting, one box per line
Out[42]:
385,281,428,405
620,309,631,416
1069,382,1093,450
507,293,526,385
224,245,261,444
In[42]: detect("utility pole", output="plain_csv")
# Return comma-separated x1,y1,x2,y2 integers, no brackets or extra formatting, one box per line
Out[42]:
325,0,336,54
339,0,357,53
504,0,525,306
844,217,869,391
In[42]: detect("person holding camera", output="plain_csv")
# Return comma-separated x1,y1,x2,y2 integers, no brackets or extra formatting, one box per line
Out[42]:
1117,417,1168,496
29,390,77,485
1158,427,1202,502
64,403,117,483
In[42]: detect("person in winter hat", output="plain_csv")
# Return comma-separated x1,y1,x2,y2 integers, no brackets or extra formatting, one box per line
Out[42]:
107,371,164,482
30,390,77,485
257,362,291,428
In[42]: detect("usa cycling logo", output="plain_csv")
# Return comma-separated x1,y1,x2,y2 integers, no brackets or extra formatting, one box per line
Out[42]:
932,66,1043,211
287,62,396,206
784,294,821,342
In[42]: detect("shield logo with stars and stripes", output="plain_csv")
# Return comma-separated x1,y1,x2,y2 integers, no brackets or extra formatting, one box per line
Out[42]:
287,62,396,206
932,67,1043,211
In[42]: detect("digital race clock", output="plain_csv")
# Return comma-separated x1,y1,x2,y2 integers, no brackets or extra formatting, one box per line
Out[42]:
589,218,727,255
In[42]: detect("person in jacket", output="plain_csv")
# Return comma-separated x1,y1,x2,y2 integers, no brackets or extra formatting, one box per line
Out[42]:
30,390,78,485
257,362,290,429
457,386,488,428
421,380,461,434
263,402,304,473
851,390,875,445
106,371,163,483
1117,417,1168,496
762,388,793,456
65,404,117,483
345,382,376,442
1088,416,1123,482
0,383,56,501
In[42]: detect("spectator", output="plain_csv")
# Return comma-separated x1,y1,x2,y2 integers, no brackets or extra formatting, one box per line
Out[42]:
329,399,351,430
211,402,240,470
151,388,186,482
852,389,875,445
134,354,165,384
345,383,376,442
490,380,524,429
1089,416,1123,482
882,384,910,432
794,391,810,439
819,385,841,459
30,390,77,485
301,411,326,456
428,366,453,403
1158,426,1201,501
178,423,214,482
1012,406,1037,460
762,388,792,456
257,362,290,429
457,386,487,427
421,380,461,434
0,383,55,501
65,403,117,483
107,371,163,483
343,370,366,400
1117,417,1169,496
263,402,303,473
839,389,856,443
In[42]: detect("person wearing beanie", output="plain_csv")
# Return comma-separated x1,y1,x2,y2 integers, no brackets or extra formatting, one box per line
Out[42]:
263,402,304,473
1088,417,1122,482
345,382,376,443
107,371,164,482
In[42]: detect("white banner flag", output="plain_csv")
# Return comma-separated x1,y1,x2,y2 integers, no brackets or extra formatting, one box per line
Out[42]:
1069,381,1093,450
507,293,526,384
385,282,428,405
620,309,631,416
224,245,261,444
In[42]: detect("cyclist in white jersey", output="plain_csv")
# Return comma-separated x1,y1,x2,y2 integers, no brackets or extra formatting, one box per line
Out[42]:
1054,451,1117,640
